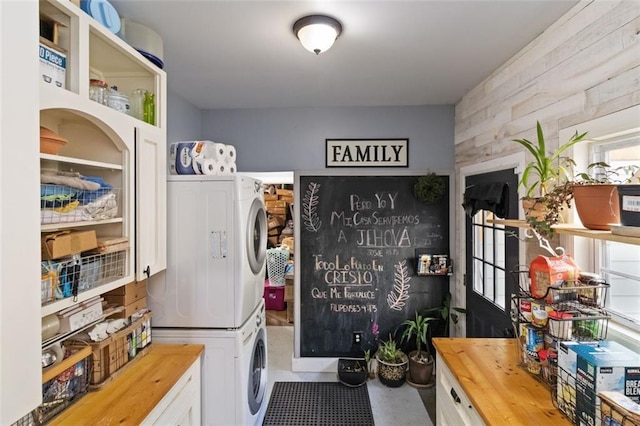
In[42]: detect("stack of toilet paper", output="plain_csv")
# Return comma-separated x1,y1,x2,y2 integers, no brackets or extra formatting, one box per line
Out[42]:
169,141,237,175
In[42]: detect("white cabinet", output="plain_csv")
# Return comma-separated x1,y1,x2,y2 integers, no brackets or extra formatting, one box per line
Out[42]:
1,2,42,424
142,358,202,425
436,352,485,426
135,125,167,280
38,0,167,319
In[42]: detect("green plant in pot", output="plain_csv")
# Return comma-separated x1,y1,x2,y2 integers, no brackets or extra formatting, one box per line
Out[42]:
375,335,408,387
414,173,446,204
572,162,640,230
401,311,436,387
511,121,588,238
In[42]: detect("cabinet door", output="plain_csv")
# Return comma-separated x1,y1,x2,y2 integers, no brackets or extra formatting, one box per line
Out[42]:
1,2,42,423
136,126,167,280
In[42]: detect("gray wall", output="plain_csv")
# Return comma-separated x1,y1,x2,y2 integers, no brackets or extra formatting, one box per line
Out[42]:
166,88,202,143
199,105,455,172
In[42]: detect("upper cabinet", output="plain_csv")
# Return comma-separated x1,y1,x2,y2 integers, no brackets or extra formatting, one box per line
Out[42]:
38,0,167,315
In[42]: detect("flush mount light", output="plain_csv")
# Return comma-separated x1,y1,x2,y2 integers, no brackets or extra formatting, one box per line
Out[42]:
293,15,342,55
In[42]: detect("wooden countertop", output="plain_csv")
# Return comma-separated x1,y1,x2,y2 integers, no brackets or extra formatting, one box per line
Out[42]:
49,343,204,425
433,338,570,425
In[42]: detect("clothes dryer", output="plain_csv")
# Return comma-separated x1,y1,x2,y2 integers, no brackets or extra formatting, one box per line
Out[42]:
153,300,268,426
148,174,267,328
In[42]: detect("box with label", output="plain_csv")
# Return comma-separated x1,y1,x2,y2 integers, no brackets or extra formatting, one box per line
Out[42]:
39,43,66,88
264,284,286,311
57,296,103,333
42,230,98,260
557,341,599,420
574,341,640,426
109,297,147,319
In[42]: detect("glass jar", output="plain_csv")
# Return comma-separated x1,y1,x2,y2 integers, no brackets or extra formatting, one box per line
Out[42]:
129,89,146,121
107,86,130,115
143,91,155,125
89,79,109,104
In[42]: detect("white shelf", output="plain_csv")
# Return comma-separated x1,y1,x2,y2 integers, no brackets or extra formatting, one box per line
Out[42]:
40,153,123,170
41,276,130,317
41,217,123,231
490,219,640,246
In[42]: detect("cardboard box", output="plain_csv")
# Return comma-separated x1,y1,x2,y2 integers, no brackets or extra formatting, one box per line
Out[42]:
57,297,103,333
276,188,293,197
264,194,278,201
286,303,294,323
104,281,147,306
574,341,640,425
284,283,294,301
42,230,98,260
110,297,147,319
39,42,66,88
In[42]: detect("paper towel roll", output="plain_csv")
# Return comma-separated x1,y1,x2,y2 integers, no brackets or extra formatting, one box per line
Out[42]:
204,142,226,161
224,144,236,164
222,162,236,175
169,142,196,175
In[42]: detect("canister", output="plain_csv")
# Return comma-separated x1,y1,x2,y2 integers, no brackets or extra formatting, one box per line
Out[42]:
107,86,130,115
89,79,108,105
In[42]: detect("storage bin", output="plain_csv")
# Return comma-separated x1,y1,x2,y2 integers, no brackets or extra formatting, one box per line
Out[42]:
618,184,640,227
264,283,286,311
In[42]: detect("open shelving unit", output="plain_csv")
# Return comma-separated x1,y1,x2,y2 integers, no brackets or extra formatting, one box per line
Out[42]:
490,219,640,246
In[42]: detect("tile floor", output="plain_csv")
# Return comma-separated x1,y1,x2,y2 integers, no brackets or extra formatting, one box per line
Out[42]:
261,325,434,425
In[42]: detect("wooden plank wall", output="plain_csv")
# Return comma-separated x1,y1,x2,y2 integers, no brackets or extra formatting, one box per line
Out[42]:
452,0,640,332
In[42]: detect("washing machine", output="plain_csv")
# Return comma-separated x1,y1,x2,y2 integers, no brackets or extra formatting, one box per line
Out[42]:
148,173,267,328
153,299,268,426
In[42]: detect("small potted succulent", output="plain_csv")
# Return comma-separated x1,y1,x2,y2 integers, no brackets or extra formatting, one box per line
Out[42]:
375,335,408,387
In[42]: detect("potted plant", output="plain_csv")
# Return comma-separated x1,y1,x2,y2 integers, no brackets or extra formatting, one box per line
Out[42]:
414,173,446,204
401,311,436,387
337,357,368,387
572,162,640,230
375,335,408,387
511,121,588,238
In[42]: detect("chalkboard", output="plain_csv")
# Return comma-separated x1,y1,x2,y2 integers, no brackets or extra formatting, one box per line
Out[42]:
297,173,450,358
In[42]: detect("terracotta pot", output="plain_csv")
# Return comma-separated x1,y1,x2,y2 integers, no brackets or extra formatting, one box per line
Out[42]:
573,184,620,230
407,350,434,385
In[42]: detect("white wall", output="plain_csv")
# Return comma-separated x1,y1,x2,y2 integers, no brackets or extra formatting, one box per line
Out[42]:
200,105,454,172
454,0,640,337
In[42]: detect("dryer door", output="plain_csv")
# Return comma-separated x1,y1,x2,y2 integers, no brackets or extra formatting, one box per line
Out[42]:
246,197,267,275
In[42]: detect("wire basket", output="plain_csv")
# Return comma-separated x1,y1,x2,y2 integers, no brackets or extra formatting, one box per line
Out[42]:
266,248,289,286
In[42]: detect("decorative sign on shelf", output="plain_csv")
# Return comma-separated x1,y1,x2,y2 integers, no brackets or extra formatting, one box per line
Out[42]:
325,139,409,168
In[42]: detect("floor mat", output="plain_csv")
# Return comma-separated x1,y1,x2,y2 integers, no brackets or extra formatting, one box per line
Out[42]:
263,381,374,426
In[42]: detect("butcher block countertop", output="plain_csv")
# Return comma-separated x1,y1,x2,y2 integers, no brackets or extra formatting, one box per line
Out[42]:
433,338,570,425
49,343,204,425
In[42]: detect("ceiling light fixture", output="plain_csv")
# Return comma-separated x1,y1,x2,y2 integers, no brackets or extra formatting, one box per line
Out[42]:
293,15,342,55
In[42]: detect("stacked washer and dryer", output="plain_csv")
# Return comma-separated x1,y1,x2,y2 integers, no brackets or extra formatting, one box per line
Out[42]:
148,174,269,426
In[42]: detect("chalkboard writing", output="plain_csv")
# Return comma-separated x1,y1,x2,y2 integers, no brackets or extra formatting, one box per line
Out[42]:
297,174,450,358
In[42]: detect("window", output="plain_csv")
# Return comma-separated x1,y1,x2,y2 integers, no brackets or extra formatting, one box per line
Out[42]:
472,211,507,309
591,136,640,329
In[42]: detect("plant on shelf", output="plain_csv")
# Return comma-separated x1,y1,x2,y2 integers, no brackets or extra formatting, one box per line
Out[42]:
413,172,446,204
511,121,588,238
571,162,640,230
401,311,436,386
375,335,408,387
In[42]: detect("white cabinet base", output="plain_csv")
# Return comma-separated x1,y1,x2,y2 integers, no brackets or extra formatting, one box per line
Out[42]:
436,352,485,426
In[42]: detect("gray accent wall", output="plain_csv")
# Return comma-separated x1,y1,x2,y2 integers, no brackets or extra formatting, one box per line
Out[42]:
199,105,454,172
167,88,202,143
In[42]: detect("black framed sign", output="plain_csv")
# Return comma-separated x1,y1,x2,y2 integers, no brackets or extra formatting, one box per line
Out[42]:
326,139,409,168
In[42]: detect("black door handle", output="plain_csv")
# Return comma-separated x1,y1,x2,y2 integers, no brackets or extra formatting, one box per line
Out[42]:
450,387,461,404
144,265,151,277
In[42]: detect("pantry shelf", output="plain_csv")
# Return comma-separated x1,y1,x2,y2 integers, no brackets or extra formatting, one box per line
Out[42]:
489,219,640,246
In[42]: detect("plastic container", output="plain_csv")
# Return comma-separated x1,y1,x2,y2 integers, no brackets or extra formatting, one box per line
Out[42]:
81,0,121,34
107,86,130,115
618,184,640,227
264,283,286,311
143,91,155,124
119,19,164,68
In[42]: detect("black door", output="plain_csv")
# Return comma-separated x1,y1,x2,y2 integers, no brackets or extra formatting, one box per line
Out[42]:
465,169,519,338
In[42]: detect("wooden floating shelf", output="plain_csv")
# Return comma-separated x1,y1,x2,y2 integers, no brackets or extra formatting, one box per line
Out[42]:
489,219,640,246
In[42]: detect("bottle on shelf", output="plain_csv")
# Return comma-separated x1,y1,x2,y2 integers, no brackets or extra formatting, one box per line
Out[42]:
143,91,155,125
130,88,146,121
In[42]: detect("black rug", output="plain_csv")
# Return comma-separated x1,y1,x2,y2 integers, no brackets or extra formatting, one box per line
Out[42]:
262,381,375,426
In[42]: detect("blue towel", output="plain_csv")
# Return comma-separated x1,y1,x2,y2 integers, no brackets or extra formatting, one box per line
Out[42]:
77,176,113,204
